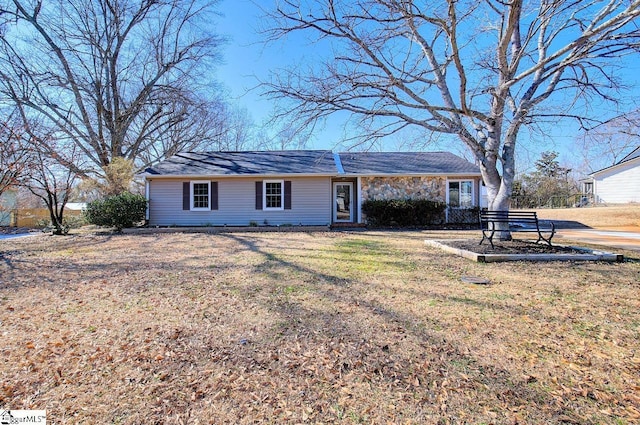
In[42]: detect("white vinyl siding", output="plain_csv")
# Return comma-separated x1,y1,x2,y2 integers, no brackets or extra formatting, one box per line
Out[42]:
148,177,331,226
593,159,640,203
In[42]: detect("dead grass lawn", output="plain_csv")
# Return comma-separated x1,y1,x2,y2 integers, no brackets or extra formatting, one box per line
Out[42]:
1,230,639,424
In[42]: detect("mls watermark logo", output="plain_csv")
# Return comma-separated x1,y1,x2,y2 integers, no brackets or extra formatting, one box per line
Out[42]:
0,409,46,425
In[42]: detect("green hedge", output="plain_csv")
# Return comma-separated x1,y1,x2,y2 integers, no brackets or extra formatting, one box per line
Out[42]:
362,199,447,227
84,192,147,231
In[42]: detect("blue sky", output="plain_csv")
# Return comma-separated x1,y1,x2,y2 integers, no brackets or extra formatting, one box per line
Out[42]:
215,0,272,121
213,0,640,175
214,0,412,153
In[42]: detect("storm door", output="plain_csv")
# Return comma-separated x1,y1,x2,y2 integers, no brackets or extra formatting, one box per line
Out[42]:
333,182,353,222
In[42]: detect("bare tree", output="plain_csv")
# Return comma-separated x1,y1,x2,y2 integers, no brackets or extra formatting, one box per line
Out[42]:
215,105,258,151
135,97,229,166
0,117,32,226
262,0,640,213
11,118,82,235
254,122,312,151
1,108,92,234
22,146,79,235
576,110,640,173
0,117,32,199
205,104,311,152
0,0,224,194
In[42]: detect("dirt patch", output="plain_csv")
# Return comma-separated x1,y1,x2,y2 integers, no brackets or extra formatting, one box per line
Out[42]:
446,239,587,255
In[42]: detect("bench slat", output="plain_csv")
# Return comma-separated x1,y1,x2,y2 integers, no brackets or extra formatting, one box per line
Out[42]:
479,210,555,248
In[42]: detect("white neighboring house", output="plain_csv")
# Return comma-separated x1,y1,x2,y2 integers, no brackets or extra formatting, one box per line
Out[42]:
589,146,640,204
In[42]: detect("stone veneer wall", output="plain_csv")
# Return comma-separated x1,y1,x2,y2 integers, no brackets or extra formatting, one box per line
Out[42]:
361,176,446,202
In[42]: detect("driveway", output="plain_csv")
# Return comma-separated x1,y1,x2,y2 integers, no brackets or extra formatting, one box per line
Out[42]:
0,232,38,241
556,227,640,252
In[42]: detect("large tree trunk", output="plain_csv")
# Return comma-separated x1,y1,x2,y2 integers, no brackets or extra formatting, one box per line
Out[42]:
477,132,517,241
47,203,67,235
481,173,513,241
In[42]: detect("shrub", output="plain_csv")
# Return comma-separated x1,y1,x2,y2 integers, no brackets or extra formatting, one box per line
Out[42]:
35,214,87,233
362,199,447,227
84,192,147,231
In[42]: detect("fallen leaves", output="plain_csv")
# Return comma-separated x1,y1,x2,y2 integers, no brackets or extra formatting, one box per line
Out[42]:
0,231,638,424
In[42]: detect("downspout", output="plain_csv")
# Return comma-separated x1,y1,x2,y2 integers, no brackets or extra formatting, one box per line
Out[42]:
145,178,150,223
357,176,362,224
445,178,450,223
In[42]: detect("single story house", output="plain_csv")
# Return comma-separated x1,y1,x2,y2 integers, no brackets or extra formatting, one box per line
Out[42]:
142,150,482,227
587,146,640,204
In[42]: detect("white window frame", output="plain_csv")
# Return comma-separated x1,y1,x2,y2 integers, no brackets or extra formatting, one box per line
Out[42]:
263,180,284,211
190,181,211,211
447,179,474,208
583,181,593,195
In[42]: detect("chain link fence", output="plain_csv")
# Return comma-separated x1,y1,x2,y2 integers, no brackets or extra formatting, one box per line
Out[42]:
447,207,480,225
511,194,593,209
444,193,595,228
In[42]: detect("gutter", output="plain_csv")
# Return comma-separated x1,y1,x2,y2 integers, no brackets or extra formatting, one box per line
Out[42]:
141,173,339,179
590,156,640,177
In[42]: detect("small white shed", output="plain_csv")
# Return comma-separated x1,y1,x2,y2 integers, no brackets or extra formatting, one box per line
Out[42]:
590,147,640,204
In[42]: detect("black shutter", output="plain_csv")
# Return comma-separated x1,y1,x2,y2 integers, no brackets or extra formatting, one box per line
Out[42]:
182,182,190,210
284,181,292,210
211,181,218,210
255,181,263,210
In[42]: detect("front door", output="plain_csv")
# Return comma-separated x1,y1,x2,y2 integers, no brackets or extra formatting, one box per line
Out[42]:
334,182,353,222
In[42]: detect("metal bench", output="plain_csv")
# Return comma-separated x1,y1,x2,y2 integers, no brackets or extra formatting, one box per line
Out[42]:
479,210,555,248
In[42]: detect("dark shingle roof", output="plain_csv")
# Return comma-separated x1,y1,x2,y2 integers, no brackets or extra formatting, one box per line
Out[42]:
144,150,480,177
591,145,640,175
338,151,480,175
619,146,640,164
145,150,337,176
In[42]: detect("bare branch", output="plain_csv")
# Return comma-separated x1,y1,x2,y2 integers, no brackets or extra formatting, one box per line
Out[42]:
261,0,640,209
0,0,225,194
